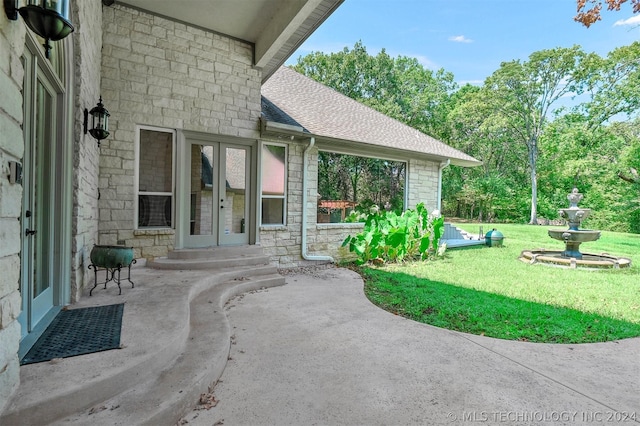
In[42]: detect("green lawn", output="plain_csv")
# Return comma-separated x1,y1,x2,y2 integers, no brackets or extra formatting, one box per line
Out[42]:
360,223,640,343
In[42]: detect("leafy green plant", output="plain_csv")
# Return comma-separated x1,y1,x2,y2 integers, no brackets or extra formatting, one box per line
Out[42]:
342,203,445,264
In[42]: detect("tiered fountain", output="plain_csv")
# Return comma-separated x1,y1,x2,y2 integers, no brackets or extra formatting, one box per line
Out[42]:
519,188,631,269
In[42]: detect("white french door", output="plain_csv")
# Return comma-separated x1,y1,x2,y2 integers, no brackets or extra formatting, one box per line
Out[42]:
184,140,251,247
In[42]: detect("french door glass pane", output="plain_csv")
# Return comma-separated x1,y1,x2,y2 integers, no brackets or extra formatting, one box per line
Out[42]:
33,81,53,298
190,144,214,235
223,148,247,235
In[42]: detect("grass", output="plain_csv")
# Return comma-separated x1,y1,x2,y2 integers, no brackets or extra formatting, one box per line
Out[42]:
359,223,640,343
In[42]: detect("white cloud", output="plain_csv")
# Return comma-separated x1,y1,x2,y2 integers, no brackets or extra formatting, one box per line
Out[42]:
412,54,439,69
448,35,473,43
613,15,640,26
458,79,484,86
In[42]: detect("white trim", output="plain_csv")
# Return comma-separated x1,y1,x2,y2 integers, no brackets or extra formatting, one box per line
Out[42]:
317,147,406,164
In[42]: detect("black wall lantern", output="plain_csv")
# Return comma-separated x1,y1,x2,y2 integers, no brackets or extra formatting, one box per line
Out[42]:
84,96,110,147
4,0,75,59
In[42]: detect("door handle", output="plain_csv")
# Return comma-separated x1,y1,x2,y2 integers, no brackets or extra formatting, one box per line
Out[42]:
25,228,37,236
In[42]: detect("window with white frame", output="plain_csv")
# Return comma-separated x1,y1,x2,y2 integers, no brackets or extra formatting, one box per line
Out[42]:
261,143,287,225
136,127,175,228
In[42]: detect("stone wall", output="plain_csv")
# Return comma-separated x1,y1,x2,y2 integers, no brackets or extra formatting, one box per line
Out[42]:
407,158,439,212
98,4,262,259
71,0,104,301
0,7,26,413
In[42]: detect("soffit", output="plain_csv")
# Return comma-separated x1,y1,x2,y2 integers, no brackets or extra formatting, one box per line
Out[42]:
115,0,343,82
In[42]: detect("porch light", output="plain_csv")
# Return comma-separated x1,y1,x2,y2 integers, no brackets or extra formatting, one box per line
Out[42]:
4,0,75,59
84,96,110,147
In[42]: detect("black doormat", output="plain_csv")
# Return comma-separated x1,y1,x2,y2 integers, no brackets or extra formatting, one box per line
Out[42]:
21,303,124,365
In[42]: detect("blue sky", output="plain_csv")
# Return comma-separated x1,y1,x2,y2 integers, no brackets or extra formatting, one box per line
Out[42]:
288,0,640,85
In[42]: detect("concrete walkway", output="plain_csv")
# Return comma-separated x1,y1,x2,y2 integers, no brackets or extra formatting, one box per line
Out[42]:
181,266,640,425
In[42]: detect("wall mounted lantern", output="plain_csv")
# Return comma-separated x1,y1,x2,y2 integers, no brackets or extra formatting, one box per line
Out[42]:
4,0,75,59
84,96,110,147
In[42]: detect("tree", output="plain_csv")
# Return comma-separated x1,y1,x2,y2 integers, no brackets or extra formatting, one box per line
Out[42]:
443,84,529,221
482,46,592,224
293,41,457,140
575,0,640,27
579,42,640,128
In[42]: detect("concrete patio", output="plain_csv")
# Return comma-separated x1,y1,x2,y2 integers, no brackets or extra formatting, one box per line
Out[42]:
2,264,639,425
182,266,640,425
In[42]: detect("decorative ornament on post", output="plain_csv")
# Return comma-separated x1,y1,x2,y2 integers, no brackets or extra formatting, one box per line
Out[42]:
4,0,75,59
84,96,110,147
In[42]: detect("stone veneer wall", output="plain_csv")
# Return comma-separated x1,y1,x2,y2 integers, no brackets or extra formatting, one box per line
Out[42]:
259,145,441,267
98,4,261,259
0,8,27,412
407,158,439,211
71,0,104,301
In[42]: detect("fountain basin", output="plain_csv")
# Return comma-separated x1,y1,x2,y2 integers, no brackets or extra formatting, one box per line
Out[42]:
519,249,631,269
548,229,601,243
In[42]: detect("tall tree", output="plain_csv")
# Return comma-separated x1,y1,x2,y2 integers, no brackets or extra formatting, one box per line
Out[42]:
444,85,529,221
482,46,592,224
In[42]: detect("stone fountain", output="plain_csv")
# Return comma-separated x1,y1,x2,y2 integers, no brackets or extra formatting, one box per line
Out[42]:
547,187,600,259
519,188,631,269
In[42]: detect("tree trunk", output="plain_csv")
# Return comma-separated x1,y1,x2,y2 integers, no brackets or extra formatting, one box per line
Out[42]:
528,140,538,224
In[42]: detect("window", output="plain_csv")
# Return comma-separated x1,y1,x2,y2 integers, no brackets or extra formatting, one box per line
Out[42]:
136,127,175,228
261,143,287,225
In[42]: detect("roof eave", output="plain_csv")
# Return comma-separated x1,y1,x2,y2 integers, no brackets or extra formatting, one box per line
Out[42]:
309,135,483,167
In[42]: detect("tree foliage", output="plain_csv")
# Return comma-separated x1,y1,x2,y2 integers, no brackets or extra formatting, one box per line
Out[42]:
295,41,640,233
317,152,405,211
575,0,640,27
293,41,457,139
480,46,593,224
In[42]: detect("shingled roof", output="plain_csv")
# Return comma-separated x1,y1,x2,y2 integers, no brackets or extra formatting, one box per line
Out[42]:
261,66,481,167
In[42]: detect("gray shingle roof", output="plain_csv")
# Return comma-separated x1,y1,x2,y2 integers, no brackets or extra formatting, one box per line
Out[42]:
262,66,481,167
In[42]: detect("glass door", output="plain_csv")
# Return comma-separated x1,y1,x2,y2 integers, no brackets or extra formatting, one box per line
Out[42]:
184,141,251,247
19,63,57,337
219,145,250,245
186,142,219,247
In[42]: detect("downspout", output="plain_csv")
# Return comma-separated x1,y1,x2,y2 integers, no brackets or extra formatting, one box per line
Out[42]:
301,137,334,262
437,159,450,212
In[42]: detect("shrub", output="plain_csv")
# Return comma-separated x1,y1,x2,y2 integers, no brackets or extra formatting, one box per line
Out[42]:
342,203,445,265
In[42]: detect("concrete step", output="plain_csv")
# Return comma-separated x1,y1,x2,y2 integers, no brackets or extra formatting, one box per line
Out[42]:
166,245,265,260
147,246,272,270
55,273,286,425
147,255,271,270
